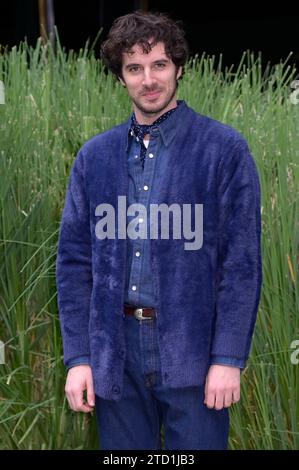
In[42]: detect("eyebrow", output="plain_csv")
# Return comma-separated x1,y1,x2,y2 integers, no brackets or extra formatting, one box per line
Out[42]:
124,59,170,70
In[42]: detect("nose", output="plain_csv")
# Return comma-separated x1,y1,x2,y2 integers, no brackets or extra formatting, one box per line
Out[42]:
141,68,157,88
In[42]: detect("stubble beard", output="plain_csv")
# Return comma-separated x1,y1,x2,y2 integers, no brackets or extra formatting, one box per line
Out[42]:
132,79,178,118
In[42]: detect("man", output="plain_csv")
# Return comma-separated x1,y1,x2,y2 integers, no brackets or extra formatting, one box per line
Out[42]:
56,11,262,450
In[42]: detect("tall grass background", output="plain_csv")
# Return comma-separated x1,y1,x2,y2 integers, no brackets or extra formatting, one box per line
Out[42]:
0,37,298,449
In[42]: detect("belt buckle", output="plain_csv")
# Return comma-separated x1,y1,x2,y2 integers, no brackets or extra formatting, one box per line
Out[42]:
134,307,150,321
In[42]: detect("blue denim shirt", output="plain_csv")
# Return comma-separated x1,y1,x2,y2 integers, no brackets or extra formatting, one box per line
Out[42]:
67,101,244,370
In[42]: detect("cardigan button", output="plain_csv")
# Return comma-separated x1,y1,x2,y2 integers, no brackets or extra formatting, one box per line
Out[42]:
112,385,120,395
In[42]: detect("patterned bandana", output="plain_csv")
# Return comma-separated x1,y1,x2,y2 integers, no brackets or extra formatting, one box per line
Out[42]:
130,102,180,169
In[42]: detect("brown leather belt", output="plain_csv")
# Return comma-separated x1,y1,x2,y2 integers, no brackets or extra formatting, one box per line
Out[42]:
124,304,156,320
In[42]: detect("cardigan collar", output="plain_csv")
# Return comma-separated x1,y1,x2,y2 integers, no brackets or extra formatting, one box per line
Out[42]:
125,100,188,151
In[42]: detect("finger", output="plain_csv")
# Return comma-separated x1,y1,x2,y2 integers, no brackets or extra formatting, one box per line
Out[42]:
77,402,94,413
65,379,77,411
203,376,211,405
73,388,94,413
224,391,233,408
214,391,225,410
66,390,76,411
204,377,208,400
232,389,240,404
73,388,85,411
204,388,216,409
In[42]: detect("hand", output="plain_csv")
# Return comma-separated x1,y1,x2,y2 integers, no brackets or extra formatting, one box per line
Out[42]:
204,364,240,410
65,365,95,413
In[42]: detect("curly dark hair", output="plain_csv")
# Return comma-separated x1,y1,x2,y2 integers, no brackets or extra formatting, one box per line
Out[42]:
100,10,189,80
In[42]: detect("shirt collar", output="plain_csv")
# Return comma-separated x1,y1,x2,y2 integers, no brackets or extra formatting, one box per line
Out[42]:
125,100,187,151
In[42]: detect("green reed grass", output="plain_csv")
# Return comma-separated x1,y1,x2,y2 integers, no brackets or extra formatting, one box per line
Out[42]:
0,37,298,449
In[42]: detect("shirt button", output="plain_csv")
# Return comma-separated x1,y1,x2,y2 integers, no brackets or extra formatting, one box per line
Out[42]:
143,185,149,191
135,155,139,159
132,285,137,291
139,218,143,223
135,251,141,257
148,153,154,158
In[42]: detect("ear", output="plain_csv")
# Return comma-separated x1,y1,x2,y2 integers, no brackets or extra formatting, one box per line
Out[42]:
176,66,183,80
118,76,126,87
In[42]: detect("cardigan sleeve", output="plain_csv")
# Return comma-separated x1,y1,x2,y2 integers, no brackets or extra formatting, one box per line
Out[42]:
56,149,92,366
210,355,245,369
65,355,91,370
211,138,262,363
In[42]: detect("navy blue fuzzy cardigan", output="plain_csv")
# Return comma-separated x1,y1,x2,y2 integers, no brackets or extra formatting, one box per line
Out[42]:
56,101,262,401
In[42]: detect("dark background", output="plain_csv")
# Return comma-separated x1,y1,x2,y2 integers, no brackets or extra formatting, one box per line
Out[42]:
1,0,299,72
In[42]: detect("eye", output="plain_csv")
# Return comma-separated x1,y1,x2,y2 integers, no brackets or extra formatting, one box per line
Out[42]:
128,66,140,73
155,63,166,69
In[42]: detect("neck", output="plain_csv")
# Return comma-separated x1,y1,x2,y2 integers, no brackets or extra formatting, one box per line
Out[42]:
133,99,178,125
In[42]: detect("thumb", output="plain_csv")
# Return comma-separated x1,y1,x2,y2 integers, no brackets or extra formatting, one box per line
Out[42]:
86,375,95,407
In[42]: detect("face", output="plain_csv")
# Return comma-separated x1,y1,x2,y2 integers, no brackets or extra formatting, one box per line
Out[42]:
119,41,182,124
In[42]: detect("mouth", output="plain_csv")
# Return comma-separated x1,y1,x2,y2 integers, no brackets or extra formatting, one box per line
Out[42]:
142,90,161,100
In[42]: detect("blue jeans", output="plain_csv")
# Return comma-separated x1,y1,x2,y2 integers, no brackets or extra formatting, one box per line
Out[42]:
95,314,229,450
